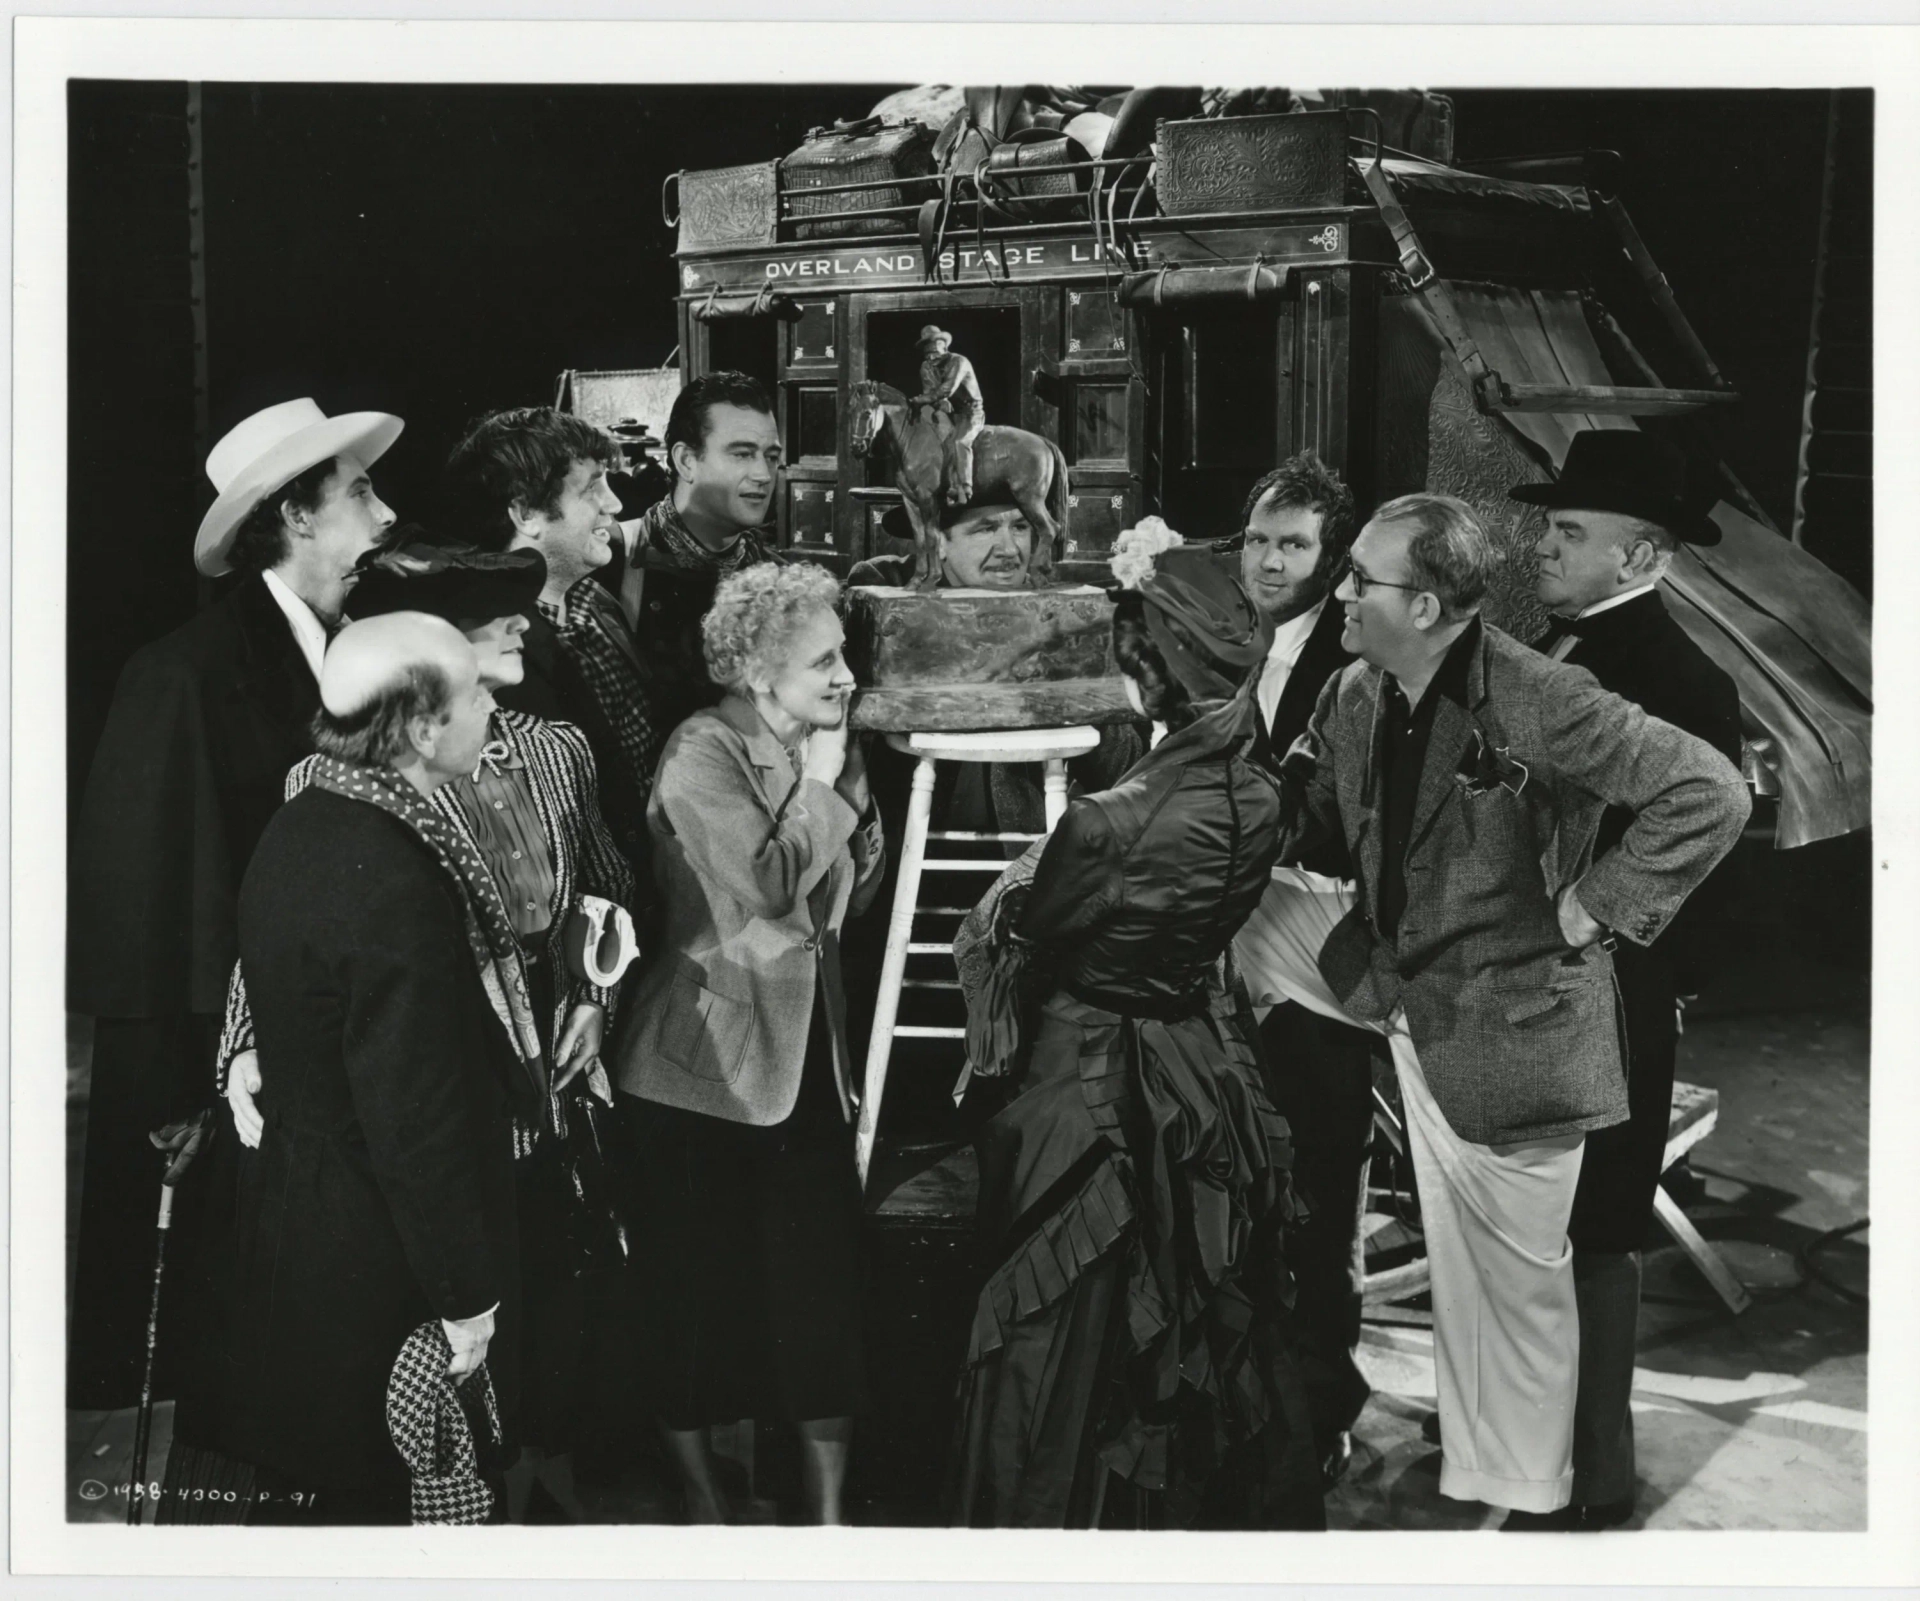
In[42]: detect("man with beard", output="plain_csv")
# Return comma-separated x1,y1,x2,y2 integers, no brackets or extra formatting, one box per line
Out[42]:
1234,454,1361,775
1221,453,1376,1487
68,399,399,1419
1509,431,1744,1529
615,371,789,737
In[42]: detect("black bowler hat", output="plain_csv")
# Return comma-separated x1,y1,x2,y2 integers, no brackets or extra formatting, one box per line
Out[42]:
350,532,548,624
1509,430,1721,547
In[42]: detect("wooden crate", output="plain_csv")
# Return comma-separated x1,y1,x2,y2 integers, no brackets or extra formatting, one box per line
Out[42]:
846,583,1131,733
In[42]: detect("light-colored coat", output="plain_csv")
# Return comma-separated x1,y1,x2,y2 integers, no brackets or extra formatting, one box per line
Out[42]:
1285,620,1750,1146
614,695,886,1126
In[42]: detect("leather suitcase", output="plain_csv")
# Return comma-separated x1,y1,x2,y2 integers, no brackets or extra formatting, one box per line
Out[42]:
667,161,779,252
982,127,1087,224
784,116,938,240
1154,109,1349,216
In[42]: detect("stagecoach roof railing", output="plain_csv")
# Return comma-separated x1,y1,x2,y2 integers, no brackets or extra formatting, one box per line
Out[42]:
776,154,1159,205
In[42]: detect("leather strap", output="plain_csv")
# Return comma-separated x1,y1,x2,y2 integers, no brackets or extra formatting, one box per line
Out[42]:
1352,154,1501,405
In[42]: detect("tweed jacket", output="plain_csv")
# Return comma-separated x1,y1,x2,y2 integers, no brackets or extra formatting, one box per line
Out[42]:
1547,589,1745,991
217,709,637,1088
1282,619,1750,1146
614,694,886,1126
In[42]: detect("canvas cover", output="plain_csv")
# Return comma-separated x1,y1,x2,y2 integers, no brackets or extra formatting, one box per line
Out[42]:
1376,284,1869,848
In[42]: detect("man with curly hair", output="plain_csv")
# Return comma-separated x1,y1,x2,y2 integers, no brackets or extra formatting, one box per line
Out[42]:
1215,453,1375,1488
444,407,653,869
1224,451,1359,774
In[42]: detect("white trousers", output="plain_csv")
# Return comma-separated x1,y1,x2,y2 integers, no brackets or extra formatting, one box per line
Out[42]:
1235,871,1585,1513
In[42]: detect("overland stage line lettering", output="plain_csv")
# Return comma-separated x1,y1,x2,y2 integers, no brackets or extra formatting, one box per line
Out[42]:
677,227,1347,293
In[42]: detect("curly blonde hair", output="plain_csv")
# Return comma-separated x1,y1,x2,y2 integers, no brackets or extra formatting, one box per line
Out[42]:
702,561,844,692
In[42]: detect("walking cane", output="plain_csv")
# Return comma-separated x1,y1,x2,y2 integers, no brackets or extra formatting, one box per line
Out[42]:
126,1180,175,1525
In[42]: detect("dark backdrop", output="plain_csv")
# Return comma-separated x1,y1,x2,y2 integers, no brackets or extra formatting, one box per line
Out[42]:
68,83,1862,810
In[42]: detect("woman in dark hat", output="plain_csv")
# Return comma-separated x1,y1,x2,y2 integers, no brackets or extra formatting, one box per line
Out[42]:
947,536,1323,1531
216,535,638,1522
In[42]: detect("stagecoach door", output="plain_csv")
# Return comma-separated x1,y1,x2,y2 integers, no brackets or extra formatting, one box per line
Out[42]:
1151,266,1376,541
1054,285,1147,578
842,286,1077,568
778,296,849,571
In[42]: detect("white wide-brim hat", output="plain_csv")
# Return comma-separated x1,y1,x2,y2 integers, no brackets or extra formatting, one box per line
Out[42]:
194,398,404,577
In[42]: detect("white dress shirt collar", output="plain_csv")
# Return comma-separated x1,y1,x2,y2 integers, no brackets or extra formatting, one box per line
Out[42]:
261,567,330,684
1257,596,1327,730
1575,579,1660,622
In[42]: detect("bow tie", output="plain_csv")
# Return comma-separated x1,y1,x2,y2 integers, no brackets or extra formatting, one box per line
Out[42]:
1541,613,1589,642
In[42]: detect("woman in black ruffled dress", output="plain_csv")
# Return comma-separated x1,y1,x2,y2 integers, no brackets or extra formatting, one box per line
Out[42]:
950,542,1325,1531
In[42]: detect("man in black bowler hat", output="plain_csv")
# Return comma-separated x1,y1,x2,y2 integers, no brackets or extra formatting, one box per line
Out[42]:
1511,428,1745,1529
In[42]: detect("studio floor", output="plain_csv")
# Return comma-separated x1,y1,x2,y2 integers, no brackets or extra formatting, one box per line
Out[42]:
66,998,1868,1530
1330,1005,1869,1531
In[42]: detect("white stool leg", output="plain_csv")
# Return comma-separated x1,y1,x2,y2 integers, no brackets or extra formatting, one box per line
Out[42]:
1042,757,1070,831
856,754,936,1188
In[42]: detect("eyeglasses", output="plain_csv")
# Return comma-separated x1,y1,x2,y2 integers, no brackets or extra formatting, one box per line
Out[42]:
1344,560,1425,599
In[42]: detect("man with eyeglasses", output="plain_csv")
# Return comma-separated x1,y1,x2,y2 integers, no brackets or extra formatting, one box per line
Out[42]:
1219,454,1377,1490
1239,492,1749,1527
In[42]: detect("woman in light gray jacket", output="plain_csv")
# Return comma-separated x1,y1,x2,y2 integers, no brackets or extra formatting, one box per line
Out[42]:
613,562,884,1525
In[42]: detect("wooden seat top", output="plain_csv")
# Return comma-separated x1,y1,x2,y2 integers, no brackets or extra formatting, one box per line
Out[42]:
886,725,1101,764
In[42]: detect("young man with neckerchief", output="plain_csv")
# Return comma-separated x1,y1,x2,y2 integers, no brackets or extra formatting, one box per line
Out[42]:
616,371,791,739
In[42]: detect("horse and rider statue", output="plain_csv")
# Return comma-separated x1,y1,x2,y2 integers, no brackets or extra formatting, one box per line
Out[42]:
849,326,1069,592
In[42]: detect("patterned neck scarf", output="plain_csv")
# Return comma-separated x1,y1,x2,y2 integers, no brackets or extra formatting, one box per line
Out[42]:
640,494,774,575
310,756,547,1096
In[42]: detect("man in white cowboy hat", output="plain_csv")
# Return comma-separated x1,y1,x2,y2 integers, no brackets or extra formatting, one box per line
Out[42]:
67,398,400,1423
913,324,985,505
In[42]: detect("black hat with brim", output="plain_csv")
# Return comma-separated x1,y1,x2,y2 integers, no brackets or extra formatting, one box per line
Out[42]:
349,532,548,625
1509,429,1721,546
878,490,1032,545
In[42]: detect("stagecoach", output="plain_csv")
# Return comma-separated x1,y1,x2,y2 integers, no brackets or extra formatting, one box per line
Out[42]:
647,100,1865,848
595,96,1871,1515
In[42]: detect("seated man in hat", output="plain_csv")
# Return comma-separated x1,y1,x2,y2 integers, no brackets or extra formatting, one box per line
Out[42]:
848,494,1035,595
844,491,1145,1068
912,325,985,505
1509,429,1745,1529
68,398,400,1423
848,489,1145,838
213,614,523,1523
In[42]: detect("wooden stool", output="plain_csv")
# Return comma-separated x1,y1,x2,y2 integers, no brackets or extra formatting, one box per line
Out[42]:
1654,1079,1752,1313
854,725,1100,1187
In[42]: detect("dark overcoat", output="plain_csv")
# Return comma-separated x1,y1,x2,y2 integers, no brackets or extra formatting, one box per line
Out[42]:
71,571,318,1027
1247,598,1355,778
67,573,317,1409
1545,589,1745,1250
214,787,521,1500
